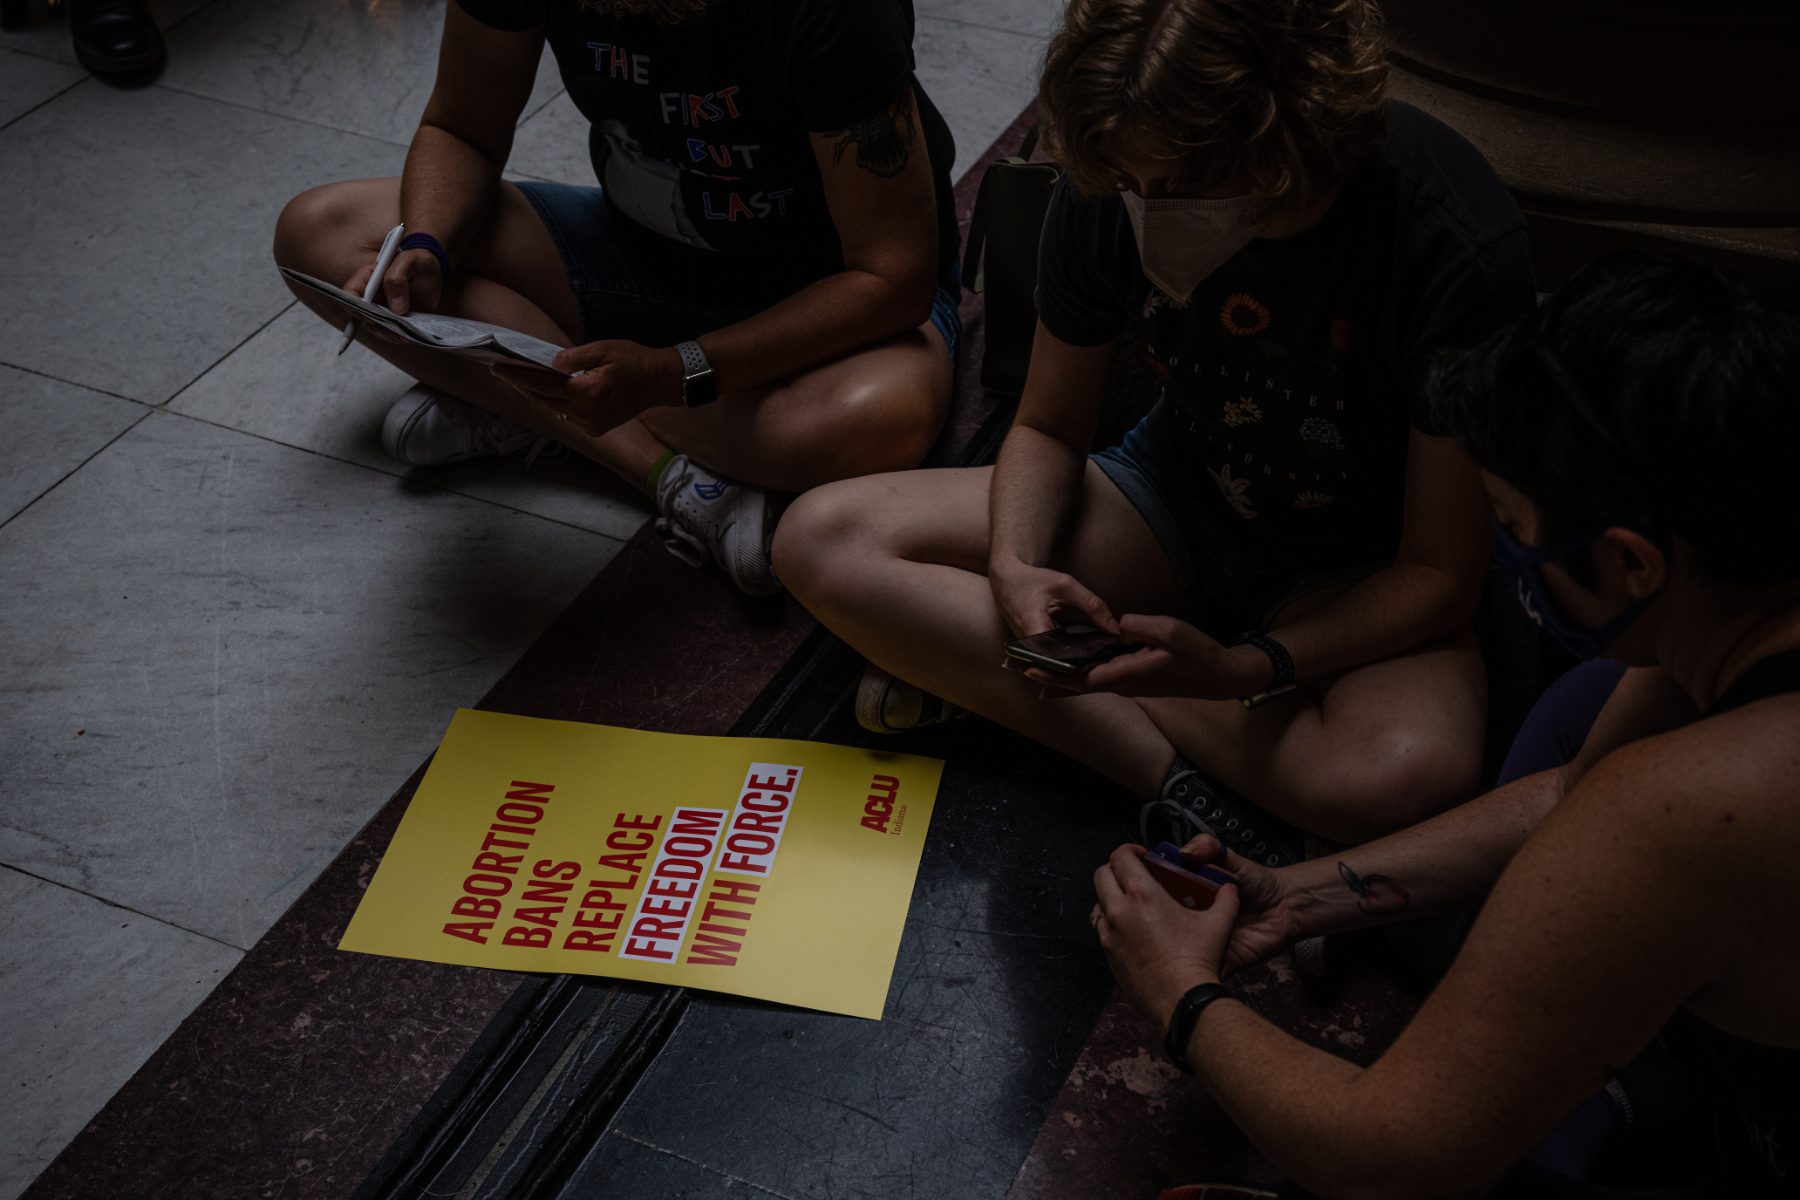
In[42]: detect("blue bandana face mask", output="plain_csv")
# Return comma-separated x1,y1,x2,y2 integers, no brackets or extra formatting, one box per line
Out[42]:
1491,521,1655,660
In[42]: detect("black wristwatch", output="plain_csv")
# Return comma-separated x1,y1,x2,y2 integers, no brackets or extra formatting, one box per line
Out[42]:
1237,631,1295,710
675,339,718,407
1163,982,1239,1073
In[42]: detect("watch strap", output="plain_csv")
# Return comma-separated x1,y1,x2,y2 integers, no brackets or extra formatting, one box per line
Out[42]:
675,339,717,407
1163,982,1238,1073
1240,631,1294,692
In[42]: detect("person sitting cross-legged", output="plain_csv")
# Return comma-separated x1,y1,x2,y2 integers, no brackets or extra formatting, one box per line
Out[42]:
1095,253,1800,1197
775,0,1535,853
274,0,961,594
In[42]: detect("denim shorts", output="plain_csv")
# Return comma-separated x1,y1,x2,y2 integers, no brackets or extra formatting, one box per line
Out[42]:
516,181,960,360
1093,416,1383,639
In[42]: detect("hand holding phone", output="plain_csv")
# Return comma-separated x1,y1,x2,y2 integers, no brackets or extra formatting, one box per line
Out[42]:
1004,624,1142,676
1141,841,1236,911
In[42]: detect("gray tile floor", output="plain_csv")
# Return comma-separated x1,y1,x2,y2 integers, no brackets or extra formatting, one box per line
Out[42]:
0,1,1054,1194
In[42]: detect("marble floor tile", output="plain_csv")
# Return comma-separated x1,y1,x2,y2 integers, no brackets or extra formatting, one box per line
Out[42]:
0,84,399,403
0,48,83,128
0,365,148,525
169,303,655,540
159,0,564,147
0,6,1063,1193
914,16,1047,180
0,411,620,948
0,867,241,1200
916,0,1066,41
0,0,212,65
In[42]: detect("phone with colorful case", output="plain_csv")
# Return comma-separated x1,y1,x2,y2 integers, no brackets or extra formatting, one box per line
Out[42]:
1142,841,1236,910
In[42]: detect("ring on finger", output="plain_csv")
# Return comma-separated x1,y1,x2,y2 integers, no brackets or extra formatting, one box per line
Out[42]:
1090,907,1105,930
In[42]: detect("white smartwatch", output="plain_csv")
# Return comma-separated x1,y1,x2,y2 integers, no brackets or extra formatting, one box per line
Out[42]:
675,339,717,407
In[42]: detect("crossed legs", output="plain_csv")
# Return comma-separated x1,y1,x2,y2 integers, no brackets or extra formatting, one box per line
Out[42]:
775,465,1486,841
271,177,953,494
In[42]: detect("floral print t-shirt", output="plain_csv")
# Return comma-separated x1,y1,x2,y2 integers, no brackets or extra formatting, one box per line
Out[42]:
1036,102,1535,571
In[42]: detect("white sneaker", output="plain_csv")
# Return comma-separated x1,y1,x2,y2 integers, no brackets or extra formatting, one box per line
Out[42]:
653,454,779,596
381,385,548,466
854,665,965,733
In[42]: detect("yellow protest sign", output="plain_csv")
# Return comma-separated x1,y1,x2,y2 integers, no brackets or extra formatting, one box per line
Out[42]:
339,709,943,1019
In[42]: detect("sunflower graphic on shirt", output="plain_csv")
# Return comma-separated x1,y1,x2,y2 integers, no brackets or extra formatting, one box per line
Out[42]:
1219,292,1272,337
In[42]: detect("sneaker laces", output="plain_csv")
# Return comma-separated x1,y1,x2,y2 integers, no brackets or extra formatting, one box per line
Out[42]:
437,395,559,465
1140,768,1297,867
1140,796,1211,845
658,458,736,549
1140,767,1221,847
662,459,726,531
651,454,781,594
655,517,707,568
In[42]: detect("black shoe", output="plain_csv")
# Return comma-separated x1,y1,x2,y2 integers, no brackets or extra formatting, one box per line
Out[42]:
1139,760,1303,868
69,0,165,77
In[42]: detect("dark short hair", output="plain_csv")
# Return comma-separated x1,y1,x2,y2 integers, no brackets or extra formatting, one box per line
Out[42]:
1428,252,1800,584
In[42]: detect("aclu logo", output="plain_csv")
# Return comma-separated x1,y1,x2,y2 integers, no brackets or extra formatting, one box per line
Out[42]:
860,773,905,835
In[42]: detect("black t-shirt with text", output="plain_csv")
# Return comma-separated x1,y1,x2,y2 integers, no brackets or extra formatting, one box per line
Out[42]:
456,0,959,286
1037,102,1535,570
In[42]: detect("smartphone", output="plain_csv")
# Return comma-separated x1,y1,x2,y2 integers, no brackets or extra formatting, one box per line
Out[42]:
1142,841,1236,911
1003,624,1141,675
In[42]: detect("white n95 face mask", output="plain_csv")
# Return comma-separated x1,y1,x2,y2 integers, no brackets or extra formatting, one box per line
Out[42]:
1121,191,1267,303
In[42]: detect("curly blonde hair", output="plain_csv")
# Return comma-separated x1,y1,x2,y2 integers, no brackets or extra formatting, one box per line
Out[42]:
1039,0,1389,208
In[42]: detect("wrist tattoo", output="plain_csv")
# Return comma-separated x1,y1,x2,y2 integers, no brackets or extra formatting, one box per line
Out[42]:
830,94,917,178
1338,861,1410,915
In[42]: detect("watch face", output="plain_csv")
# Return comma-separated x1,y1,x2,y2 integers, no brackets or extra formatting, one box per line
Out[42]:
682,367,717,407
677,341,716,406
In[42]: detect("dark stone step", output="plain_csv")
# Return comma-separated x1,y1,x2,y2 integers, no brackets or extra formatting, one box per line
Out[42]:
1523,209,1800,307
1384,0,1800,128
1389,65,1799,226
1387,65,1800,304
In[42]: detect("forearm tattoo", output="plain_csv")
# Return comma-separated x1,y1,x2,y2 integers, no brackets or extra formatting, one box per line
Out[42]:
830,94,917,178
1338,861,1411,916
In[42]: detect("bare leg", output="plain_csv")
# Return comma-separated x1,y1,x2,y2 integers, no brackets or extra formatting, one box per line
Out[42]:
631,325,953,493
1138,591,1488,841
778,467,1487,838
775,463,1184,794
273,177,953,493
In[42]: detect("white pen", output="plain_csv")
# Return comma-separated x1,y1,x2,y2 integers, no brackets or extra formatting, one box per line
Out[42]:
339,222,406,355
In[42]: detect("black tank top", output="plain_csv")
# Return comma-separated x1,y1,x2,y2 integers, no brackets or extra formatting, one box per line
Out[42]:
1663,647,1800,1189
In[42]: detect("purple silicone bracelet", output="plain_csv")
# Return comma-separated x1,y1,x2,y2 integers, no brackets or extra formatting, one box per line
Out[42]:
399,232,451,282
